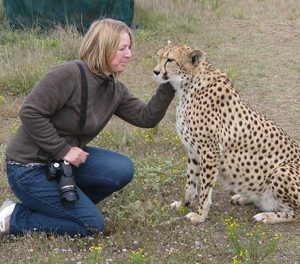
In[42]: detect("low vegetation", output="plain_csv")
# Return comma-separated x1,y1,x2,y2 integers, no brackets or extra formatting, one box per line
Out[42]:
0,0,299,263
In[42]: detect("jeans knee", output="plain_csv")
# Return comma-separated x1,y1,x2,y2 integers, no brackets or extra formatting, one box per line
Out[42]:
115,157,134,190
124,158,134,182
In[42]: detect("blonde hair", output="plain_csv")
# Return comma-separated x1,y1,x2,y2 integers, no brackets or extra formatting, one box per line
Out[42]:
79,18,134,76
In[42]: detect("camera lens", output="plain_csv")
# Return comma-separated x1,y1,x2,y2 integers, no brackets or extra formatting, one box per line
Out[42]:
58,162,79,207
60,185,79,207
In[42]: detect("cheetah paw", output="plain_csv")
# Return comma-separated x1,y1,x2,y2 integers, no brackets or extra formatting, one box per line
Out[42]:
170,201,183,211
252,213,272,223
185,212,206,224
252,212,288,224
231,194,251,206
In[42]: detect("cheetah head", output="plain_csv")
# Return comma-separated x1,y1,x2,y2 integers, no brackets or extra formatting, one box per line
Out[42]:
153,42,205,89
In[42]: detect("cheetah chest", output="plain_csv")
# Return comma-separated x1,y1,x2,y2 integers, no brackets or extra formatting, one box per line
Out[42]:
175,98,198,153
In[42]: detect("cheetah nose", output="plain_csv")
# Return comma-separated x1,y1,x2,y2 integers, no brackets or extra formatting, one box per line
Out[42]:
153,70,160,76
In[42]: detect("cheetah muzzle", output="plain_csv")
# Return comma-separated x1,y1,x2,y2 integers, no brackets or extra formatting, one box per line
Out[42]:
153,42,300,224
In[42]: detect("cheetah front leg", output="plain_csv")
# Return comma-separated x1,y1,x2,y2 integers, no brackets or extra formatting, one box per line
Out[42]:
185,148,219,224
184,154,201,206
171,152,200,210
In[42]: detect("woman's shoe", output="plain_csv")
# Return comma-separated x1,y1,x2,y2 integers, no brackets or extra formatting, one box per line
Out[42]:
0,200,16,234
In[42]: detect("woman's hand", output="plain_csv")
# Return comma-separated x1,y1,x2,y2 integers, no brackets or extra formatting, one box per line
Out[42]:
63,147,89,167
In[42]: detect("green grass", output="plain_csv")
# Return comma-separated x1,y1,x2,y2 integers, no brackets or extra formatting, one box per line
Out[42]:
0,0,3,22
225,217,280,264
1,0,300,263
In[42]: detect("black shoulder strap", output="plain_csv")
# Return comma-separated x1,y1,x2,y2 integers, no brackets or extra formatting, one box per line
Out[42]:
75,62,88,131
75,62,88,146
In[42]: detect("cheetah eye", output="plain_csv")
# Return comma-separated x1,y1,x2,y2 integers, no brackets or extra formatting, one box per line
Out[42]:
166,58,174,63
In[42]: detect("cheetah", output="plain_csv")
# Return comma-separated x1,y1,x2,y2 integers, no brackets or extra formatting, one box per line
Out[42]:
153,42,300,224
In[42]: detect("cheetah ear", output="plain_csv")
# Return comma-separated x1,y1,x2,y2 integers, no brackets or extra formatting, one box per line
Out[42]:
167,40,172,46
190,49,204,65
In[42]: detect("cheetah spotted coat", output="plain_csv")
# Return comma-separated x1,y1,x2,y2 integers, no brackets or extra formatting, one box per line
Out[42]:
153,42,300,224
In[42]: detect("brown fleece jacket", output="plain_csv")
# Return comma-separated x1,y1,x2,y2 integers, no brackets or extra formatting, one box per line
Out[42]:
6,60,175,164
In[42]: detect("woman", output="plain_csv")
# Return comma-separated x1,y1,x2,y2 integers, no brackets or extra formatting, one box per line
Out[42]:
0,19,175,236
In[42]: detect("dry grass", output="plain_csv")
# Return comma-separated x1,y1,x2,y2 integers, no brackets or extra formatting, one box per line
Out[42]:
0,0,300,263
135,0,300,21
0,26,81,95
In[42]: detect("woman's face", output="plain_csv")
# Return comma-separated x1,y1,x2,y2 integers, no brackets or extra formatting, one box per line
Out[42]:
109,31,132,73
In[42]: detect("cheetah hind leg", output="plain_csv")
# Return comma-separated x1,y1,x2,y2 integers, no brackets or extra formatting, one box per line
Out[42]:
253,211,300,224
253,162,300,224
253,163,300,224
231,194,253,206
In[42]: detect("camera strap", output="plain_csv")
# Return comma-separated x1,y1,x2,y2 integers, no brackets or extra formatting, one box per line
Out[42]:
75,62,88,147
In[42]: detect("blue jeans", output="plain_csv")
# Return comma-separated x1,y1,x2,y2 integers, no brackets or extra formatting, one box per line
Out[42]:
6,146,134,236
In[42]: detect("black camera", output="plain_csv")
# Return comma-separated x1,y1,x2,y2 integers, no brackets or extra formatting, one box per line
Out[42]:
46,160,79,207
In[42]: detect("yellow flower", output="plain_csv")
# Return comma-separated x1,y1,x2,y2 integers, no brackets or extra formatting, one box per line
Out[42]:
274,233,280,240
89,244,102,252
103,131,113,140
173,135,181,142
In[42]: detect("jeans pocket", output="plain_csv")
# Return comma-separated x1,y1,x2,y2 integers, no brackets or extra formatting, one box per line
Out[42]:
7,163,47,186
7,163,53,207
